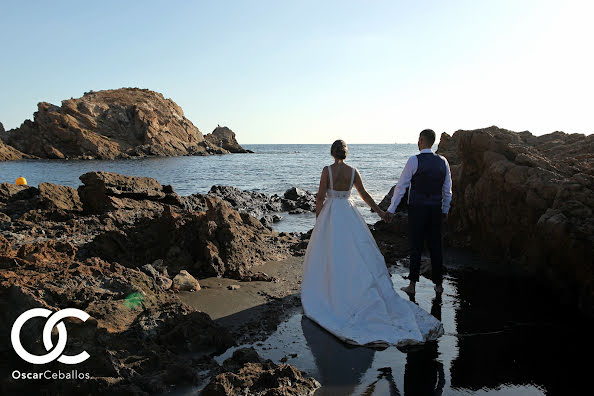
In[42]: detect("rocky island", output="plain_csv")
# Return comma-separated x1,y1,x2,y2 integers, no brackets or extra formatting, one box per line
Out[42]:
0,88,250,160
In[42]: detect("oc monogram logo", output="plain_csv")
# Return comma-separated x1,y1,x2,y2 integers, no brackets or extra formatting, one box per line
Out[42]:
11,308,91,365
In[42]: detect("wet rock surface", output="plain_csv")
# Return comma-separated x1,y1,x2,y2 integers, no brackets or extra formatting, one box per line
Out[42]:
1,88,248,160
437,126,594,315
201,347,321,395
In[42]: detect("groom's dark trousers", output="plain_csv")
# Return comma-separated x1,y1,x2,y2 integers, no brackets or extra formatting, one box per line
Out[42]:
408,204,443,285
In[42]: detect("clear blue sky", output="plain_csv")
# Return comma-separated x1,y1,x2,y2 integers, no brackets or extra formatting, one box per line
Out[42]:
1,1,592,143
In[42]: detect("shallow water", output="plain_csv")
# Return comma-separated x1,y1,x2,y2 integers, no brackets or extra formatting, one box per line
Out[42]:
0,144,416,232
207,263,591,395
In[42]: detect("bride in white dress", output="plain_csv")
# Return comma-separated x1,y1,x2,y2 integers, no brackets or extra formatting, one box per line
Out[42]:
301,140,444,347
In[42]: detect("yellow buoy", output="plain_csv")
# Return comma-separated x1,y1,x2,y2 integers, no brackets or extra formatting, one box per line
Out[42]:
15,177,27,185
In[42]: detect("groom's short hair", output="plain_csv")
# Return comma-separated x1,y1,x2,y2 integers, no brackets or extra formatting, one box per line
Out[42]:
420,129,436,146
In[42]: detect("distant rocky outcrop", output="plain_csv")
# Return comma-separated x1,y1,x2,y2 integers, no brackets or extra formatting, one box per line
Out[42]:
205,126,252,153
0,88,248,160
437,126,594,315
0,121,27,160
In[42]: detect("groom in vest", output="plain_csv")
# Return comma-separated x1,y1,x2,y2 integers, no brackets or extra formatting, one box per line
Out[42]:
385,129,452,295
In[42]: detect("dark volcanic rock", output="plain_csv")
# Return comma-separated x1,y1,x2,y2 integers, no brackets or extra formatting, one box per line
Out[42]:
207,185,316,221
78,171,181,213
378,185,409,213
38,182,83,211
85,197,296,279
0,241,234,394
437,126,594,315
201,347,321,396
369,212,411,266
1,172,299,279
281,187,316,213
208,185,283,219
73,172,298,278
204,126,252,154
2,88,247,160
0,171,310,393
0,182,82,221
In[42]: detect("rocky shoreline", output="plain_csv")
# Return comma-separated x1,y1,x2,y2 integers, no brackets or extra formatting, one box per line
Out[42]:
0,170,320,394
0,125,592,394
0,88,252,161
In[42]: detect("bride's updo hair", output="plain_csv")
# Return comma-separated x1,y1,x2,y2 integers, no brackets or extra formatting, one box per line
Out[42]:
331,139,348,160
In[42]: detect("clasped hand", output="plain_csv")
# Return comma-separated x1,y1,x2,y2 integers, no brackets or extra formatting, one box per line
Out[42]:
379,210,393,223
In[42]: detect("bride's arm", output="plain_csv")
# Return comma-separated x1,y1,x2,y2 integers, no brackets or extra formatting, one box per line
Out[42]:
315,167,329,218
353,169,385,219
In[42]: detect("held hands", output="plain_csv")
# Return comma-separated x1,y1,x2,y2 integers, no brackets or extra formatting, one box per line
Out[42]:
382,211,394,223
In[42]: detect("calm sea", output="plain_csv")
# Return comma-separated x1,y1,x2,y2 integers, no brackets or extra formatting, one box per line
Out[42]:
0,144,418,232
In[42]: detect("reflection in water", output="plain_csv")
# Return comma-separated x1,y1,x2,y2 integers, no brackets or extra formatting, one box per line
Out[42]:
450,270,592,394
212,267,591,395
361,367,401,396
403,296,445,396
301,316,377,394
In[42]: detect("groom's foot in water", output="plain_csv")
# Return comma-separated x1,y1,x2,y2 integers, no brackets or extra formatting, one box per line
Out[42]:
434,284,444,294
401,285,416,295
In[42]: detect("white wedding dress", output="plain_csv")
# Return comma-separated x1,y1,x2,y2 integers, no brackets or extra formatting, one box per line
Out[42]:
301,165,444,347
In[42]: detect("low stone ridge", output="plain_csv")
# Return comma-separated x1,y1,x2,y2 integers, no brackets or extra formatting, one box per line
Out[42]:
77,171,181,213
436,126,594,315
1,88,248,160
207,185,316,222
201,347,321,395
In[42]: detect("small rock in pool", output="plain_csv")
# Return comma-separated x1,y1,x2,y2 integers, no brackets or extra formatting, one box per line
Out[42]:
172,270,201,291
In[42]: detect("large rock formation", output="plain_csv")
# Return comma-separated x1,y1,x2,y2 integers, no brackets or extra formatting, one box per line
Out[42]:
1,88,247,159
437,126,594,315
204,126,252,154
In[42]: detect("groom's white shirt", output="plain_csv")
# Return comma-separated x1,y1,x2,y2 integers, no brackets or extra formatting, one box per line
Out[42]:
387,148,452,214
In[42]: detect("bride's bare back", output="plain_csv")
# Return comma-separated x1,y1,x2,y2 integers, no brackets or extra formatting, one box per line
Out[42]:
315,161,385,219
328,163,354,191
